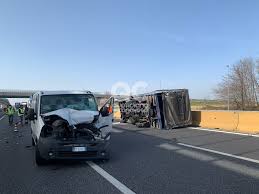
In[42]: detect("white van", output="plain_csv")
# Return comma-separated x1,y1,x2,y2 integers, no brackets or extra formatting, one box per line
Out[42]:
28,91,114,165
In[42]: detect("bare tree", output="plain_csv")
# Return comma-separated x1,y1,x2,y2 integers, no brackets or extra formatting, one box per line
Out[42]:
256,59,259,85
215,58,259,110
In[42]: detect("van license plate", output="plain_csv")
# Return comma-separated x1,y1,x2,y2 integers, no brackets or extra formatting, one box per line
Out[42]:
72,147,86,152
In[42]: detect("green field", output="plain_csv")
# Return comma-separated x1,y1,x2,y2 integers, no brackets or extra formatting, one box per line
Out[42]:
191,99,227,110
191,99,259,111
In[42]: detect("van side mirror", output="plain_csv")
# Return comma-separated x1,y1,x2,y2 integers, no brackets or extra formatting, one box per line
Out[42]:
27,108,37,120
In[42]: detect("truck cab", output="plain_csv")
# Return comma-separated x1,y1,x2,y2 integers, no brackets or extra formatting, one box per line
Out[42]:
28,91,114,165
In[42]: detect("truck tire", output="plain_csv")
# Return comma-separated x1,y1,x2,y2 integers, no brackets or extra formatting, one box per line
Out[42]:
35,145,47,165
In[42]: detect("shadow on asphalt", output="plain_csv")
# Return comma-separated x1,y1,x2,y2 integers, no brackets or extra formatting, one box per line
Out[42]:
36,160,90,169
199,136,254,147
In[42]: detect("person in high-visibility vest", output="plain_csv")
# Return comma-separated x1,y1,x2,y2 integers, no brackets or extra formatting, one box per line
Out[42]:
17,105,25,126
24,105,29,124
6,105,15,125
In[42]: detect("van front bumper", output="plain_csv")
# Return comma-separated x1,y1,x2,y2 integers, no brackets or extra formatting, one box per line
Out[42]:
37,137,110,160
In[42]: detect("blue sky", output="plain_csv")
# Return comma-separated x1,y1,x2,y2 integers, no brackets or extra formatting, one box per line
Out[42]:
1,0,259,99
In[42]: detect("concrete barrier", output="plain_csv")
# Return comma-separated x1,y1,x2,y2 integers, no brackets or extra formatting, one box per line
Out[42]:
113,103,121,121
192,111,259,134
114,108,259,134
114,110,121,120
237,112,259,133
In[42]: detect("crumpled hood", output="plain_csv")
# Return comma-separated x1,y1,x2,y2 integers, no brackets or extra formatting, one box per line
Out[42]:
42,108,99,125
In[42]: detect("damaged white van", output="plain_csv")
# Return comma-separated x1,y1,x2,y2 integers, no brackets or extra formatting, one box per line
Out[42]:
27,91,114,165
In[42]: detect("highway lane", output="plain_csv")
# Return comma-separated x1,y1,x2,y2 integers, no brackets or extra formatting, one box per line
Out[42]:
114,123,259,161
102,125,259,193
0,110,5,120
1,118,259,193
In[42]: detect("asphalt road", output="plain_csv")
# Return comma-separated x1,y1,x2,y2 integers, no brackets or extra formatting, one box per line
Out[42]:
1,117,259,194
0,110,4,118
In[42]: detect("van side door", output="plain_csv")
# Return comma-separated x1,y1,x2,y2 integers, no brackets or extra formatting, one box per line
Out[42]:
31,94,42,140
97,97,114,140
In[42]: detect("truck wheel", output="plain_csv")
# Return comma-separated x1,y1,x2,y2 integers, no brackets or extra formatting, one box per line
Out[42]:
35,145,47,165
32,137,35,146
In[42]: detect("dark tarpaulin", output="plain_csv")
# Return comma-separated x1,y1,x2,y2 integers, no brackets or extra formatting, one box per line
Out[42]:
162,90,192,129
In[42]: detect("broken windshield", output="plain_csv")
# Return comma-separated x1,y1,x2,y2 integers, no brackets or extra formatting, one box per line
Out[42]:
40,94,98,114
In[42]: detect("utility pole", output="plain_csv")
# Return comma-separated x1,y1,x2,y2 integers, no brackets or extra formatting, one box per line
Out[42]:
227,65,230,111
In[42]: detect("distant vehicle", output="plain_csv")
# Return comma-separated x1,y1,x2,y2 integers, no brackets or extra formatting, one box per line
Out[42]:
27,91,114,165
21,102,27,107
28,97,32,108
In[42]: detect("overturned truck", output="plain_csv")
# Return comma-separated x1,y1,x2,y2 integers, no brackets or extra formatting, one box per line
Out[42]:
119,89,192,129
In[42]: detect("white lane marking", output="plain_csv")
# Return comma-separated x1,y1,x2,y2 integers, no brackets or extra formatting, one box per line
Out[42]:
178,142,259,165
177,148,215,161
159,143,259,178
157,143,180,151
213,159,259,179
158,143,215,161
87,161,136,194
188,127,259,138
0,115,5,121
111,128,123,133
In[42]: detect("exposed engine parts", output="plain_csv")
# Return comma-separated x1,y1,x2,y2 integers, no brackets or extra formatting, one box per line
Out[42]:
41,115,102,140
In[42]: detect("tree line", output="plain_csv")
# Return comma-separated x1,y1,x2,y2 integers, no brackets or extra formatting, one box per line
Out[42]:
215,58,259,110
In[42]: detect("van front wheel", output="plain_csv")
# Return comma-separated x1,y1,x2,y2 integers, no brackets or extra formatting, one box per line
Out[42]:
35,145,47,165
32,137,35,146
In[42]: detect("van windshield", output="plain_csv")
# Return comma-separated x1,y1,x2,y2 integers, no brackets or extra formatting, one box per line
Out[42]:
40,94,98,114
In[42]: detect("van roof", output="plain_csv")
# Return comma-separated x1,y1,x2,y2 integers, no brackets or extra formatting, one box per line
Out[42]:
34,91,93,96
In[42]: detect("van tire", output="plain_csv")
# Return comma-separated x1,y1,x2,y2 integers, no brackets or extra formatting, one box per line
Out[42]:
103,157,110,162
103,150,110,162
35,145,47,165
32,137,35,146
